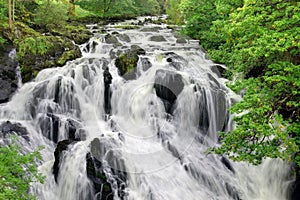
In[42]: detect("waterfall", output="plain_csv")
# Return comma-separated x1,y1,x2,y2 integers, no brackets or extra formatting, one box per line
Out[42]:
0,16,294,200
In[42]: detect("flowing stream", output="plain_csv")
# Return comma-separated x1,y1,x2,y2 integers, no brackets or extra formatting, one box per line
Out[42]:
0,16,294,200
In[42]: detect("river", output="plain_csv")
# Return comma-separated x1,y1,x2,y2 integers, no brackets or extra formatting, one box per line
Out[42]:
0,16,293,200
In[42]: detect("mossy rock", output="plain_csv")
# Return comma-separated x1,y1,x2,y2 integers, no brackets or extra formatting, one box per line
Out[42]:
16,35,81,82
46,24,92,45
57,48,81,66
115,45,145,76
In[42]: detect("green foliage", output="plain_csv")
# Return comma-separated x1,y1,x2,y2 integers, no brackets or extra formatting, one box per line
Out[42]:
0,0,8,45
34,1,68,28
75,0,162,18
0,138,44,200
165,0,183,24
16,36,54,59
178,0,300,167
135,0,161,15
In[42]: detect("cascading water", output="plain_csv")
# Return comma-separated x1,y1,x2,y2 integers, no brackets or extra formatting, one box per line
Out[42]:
0,16,294,200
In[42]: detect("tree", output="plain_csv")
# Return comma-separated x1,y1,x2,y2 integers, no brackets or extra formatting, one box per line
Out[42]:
176,0,300,168
8,0,12,31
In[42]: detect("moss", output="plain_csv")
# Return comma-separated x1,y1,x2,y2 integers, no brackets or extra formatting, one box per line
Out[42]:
57,48,81,66
16,33,82,82
113,25,139,29
46,24,92,45
115,53,138,76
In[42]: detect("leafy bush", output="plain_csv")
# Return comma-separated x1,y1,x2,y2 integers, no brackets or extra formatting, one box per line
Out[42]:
0,138,43,199
16,36,54,59
34,1,68,28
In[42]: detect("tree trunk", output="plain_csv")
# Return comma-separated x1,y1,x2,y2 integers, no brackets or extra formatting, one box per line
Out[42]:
8,0,13,31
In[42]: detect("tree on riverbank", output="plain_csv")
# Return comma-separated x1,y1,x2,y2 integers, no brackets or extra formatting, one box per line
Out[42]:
167,0,300,168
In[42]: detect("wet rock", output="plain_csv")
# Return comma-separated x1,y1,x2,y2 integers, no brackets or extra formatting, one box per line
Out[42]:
154,69,185,113
117,34,131,43
176,38,187,44
0,42,18,103
140,57,152,72
86,138,127,200
115,45,145,79
38,113,82,143
105,34,121,46
140,27,163,32
103,68,113,114
210,65,226,78
149,35,166,42
212,90,227,132
207,73,221,89
0,121,29,141
197,88,209,132
84,41,98,53
53,139,79,182
39,113,60,143
221,156,235,173
194,85,227,133
164,52,187,70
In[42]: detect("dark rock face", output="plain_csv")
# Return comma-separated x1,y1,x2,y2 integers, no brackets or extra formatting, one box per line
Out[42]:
194,84,227,133
53,139,79,182
38,113,82,143
154,69,185,113
115,45,145,79
103,68,113,114
86,138,127,200
0,42,18,104
221,156,235,173
0,121,29,141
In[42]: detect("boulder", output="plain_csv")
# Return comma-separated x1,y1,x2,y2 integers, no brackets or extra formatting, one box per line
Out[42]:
105,34,121,46
164,52,187,70
115,45,145,79
154,69,185,113
0,42,18,103
0,121,29,141
149,35,166,42
140,57,152,72
116,34,131,43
